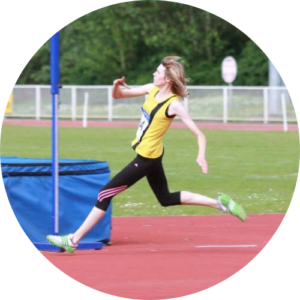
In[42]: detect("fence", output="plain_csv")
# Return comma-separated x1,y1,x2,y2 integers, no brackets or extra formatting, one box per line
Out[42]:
6,85,296,124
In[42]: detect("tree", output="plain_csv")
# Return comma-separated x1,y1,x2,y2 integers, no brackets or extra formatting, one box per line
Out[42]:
16,1,268,86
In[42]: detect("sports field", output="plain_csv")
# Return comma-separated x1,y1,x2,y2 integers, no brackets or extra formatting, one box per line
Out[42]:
1,124,298,216
1,123,299,298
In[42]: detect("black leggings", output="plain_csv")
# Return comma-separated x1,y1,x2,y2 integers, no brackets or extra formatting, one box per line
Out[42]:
95,154,181,211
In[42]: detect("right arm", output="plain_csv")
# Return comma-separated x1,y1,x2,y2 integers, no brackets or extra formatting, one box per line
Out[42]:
112,76,153,99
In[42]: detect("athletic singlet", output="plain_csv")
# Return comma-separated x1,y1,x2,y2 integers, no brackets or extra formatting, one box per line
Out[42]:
131,86,178,158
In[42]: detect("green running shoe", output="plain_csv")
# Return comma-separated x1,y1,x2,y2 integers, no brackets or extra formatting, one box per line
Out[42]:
219,194,247,222
46,234,77,253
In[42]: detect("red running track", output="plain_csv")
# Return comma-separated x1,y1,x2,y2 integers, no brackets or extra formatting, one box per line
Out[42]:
42,214,284,299
2,119,298,131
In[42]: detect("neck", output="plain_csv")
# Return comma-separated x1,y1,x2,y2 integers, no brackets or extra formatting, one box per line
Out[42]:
156,84,173,97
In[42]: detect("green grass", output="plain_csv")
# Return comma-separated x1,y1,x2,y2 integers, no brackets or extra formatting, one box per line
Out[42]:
1,125,299,216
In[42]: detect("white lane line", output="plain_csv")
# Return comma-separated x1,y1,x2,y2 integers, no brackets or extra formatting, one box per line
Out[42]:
195,245,257,248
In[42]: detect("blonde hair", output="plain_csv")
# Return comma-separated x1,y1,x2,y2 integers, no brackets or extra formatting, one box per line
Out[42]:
161,56,189,98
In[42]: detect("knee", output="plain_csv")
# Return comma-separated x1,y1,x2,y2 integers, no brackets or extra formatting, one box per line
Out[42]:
95,188,112,211
159,199,170,207
157,192,181,207
95,197,111,211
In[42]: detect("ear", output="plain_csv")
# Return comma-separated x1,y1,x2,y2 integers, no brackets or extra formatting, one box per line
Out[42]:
164,76,171,83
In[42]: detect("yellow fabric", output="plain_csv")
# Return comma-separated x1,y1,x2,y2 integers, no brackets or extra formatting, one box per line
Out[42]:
5,93,13,114
131,86,178,158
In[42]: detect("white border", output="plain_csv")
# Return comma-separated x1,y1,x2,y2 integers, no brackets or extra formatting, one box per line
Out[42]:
1,1,300,299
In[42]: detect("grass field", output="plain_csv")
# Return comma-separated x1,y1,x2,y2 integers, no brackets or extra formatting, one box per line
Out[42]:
0,125,299,216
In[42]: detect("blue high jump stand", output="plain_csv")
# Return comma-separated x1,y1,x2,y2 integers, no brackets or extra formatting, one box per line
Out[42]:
35,32,103,251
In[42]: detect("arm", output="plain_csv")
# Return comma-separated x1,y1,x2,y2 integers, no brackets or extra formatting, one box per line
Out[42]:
168,100,208,174
112,76,154,99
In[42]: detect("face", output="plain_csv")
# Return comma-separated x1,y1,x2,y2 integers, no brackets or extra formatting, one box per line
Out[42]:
153,64,170,87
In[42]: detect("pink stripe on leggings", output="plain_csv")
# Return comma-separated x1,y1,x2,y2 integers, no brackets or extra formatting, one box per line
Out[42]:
98,185,127,202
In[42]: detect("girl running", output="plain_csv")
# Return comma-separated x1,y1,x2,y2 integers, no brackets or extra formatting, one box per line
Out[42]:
47,56,246,253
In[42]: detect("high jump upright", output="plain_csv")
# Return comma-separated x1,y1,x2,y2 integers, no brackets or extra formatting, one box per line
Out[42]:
51,32,60,236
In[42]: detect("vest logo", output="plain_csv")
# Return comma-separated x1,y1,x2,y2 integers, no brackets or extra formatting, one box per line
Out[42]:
134,163,138,168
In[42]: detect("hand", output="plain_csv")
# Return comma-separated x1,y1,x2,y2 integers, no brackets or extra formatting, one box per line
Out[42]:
196,156,208,174
113,76,131,89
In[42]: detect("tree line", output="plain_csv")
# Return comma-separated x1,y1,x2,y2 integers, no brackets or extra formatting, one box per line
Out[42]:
17,1,268,86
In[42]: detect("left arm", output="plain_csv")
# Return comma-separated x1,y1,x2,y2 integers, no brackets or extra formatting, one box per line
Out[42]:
168,100,208,174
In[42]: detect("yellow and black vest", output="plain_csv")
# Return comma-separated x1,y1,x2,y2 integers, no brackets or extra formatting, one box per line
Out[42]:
131,86,178,158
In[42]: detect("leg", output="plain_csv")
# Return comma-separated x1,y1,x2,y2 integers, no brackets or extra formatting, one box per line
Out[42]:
72,155,158,244
47,155,158,251
147,160,246,221
146,160,181,207
72,207,106,245
147,162,220,209
181,191,247,221
180,191,220,208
